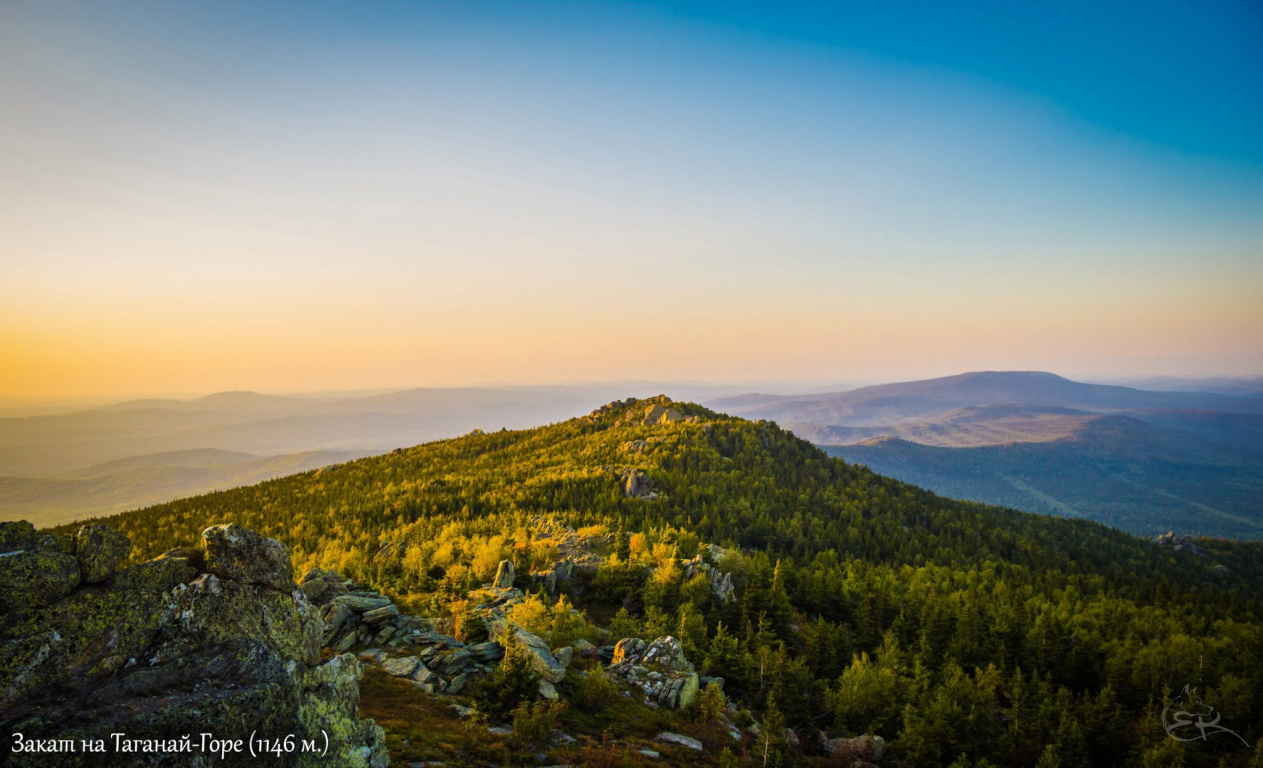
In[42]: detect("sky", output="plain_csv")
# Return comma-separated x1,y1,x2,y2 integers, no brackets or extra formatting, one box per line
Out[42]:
2,0,1261,400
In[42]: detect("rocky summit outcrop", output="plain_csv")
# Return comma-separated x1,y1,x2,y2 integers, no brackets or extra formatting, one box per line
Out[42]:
0,520,388,767
607,635,699,710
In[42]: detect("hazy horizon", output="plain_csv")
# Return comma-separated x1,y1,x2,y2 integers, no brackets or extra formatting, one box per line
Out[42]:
3,369,1261,415
3,1,1261,399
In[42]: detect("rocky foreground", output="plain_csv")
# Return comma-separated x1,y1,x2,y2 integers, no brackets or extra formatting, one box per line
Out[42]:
1,520,388,767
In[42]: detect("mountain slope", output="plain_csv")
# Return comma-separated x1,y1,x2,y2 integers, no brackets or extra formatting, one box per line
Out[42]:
59,397,1263,766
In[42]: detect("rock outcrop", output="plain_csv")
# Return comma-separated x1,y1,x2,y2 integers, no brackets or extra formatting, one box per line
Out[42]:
1154,531,1209,557
680,548,735,603
607,635,699,710
0,520,388,767
621,468,661,501
303,567,495,695
492,559,516,589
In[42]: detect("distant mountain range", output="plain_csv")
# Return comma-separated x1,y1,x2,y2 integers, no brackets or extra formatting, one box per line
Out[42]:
710,371,1263,539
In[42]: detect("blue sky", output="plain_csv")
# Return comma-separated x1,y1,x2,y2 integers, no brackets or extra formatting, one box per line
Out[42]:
1,1,1260,397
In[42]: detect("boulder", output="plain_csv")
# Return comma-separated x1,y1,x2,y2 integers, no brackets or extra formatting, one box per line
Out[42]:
469,641,505,662
202,523,295,590
553,646,573,669
493,559,516,589
624,470,651,499
447,672,467,694
413,665,439,685
539,680,559,700
72,523,132,583
323,603,356,645
299,577,329,601
363,604,400,624
1,524,387,768
0,538,80,614
514,629,567,683
0,520,38,553
656,732,703,751
332,593,393,612
824,734,885,761
381,656,421,677
612,637,647,664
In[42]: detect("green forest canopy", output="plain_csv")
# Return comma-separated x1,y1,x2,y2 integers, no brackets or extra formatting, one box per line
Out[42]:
72,397,1263,767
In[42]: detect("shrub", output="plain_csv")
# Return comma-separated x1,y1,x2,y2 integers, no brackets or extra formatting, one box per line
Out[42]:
486,643,541,718
570,665,621,710
510,699,566,754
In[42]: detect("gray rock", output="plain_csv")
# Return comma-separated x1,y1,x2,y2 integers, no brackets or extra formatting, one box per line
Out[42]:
202,523,294,590
824,734,885,760
656,732,703,751
331,593,393,612
624,470,651,498
553,646,573,668
469,641,505,662
539,680,559,700
493,559,516,589
323,603,355,645
299,577,328,601
363,604,400,624
73,524,132,583
381,656,421,677
515,629,566,683
440,648,473,675
446,673,467,694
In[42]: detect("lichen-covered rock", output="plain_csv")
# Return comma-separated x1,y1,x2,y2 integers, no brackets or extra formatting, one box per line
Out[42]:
332,593,392,612
1,521,388,768
0,528,80,614
0,520,38,553
381,656,420,677
203,522,296,590
73,523,132,582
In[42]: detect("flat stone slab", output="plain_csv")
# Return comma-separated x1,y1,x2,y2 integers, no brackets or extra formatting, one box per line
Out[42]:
656,732,703,751
380,656,420,677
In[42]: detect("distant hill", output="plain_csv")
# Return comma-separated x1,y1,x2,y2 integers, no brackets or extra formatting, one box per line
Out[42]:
713,372,1263,538
711,370,1263,426
826,413,1263,538
0,448,369,526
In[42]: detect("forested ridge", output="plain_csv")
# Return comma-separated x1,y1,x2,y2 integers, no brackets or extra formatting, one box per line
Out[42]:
72,397,1263,767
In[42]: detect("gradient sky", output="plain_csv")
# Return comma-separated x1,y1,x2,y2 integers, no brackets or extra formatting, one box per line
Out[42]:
2,0,1261,399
